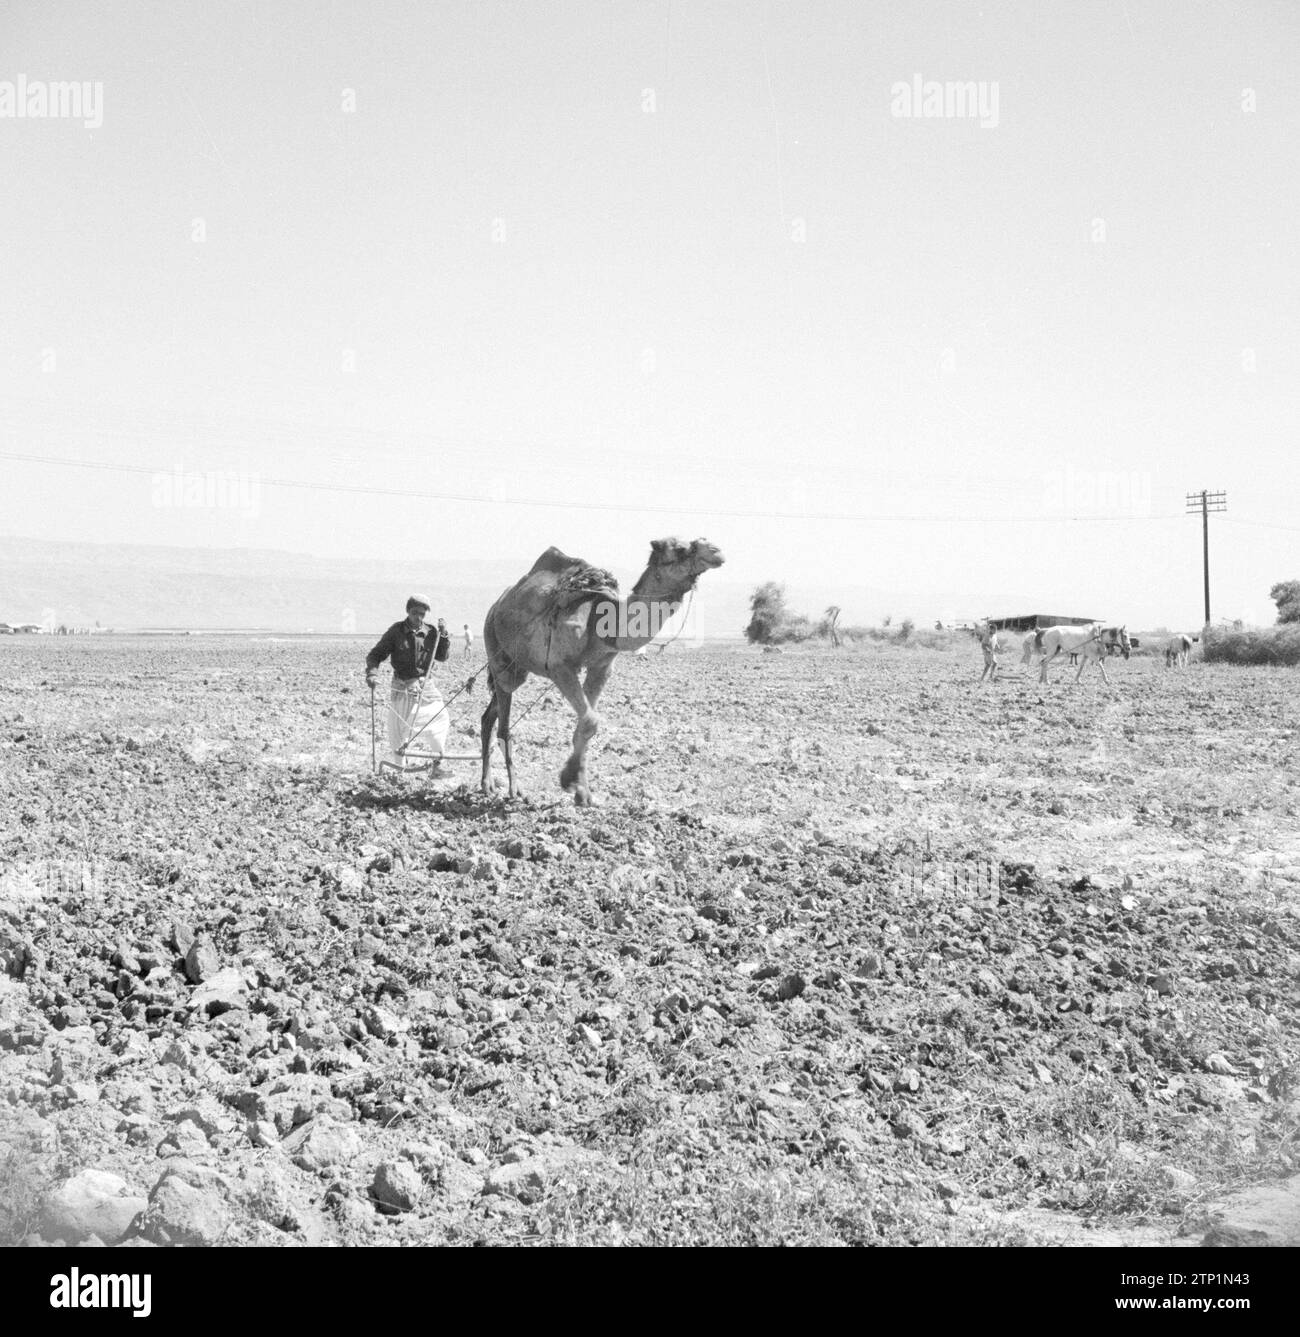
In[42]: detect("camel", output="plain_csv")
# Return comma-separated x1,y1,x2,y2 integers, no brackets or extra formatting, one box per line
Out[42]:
480,537,725,804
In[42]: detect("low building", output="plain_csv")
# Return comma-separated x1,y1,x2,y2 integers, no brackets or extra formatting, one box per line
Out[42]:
982,613,1099,633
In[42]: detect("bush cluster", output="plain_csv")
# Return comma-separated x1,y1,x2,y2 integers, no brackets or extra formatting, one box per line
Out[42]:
743,583,813,644
1270,580,1300,625
1202,624,1300,666
744,587,947,649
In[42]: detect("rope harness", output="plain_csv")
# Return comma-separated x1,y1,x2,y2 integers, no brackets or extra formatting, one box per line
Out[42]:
656,585,696,650
508,682,557,727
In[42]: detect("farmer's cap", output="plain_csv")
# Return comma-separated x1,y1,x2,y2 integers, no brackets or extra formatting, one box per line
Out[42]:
405,594,432,613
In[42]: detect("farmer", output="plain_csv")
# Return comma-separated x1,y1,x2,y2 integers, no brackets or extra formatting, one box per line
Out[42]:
365,595,452,769
463,622,474,658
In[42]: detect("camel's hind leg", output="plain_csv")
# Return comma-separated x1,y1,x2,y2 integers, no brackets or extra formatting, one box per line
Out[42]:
551,666,600,806
481,687,521,797
480,692,499,794
497,689,521,798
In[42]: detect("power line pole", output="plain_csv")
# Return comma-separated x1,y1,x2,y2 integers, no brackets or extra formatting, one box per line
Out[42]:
1186,490,1227,626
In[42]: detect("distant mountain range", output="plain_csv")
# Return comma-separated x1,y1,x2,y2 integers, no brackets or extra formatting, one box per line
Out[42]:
0,537,1038,637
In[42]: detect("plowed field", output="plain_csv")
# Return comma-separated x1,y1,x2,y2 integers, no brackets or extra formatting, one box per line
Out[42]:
2,636,1297,1246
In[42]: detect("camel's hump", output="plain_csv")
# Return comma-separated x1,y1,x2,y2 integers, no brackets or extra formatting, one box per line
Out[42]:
526,547,620,601
526,546,591,577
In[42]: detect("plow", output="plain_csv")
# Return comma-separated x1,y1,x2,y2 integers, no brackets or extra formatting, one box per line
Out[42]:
368,670,483,775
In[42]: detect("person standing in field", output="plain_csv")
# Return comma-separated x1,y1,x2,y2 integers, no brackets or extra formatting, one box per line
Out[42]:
463,623,474,658
365,596,451,768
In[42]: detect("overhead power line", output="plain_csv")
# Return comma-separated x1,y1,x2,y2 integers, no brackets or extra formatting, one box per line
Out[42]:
1223,516,1300,534
0,405,1060,499
0,448,1189,526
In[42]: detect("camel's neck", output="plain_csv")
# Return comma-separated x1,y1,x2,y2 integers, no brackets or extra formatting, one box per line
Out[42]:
608,565,698,651
630,563,699,603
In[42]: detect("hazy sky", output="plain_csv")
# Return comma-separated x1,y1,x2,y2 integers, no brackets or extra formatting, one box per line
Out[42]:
2,1,1297,626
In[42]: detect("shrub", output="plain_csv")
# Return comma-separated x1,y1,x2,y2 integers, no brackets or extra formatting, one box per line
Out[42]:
772,615,814,644
744,583,814,645
1270,580,1300,625
898,618,914,642
744,582,785,645
907,627,961,651
1201,624,1300,666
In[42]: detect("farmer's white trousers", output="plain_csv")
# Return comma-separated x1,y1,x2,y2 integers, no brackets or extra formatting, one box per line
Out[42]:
386,677,448,768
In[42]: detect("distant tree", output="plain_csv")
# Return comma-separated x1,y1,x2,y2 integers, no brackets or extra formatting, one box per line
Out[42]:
745,582,814,644
898,617,914,641
882,613,892,628
824,605,842,647
1270,580,1300,624
745,582,788,644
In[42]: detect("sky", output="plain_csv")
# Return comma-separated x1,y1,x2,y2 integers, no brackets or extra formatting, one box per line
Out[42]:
1,0,1298,628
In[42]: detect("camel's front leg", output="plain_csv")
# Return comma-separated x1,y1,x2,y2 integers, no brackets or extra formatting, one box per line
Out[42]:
552,666,599,806
583,659,614,707
1097,656,1111,685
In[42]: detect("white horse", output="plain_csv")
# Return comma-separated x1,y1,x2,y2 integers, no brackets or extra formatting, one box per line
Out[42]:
1165,633,1194,669
1035,624,1130,684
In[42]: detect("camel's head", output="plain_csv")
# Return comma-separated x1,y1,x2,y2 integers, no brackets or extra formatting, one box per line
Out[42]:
648,537,726,580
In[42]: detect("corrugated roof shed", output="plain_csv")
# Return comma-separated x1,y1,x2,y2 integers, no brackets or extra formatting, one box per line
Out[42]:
984,614,1099,633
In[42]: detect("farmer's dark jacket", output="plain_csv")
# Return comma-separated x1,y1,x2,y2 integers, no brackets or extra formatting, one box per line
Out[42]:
366,621,451,679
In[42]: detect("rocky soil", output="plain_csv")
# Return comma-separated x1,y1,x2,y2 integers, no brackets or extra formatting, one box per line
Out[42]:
1,635,1298,1246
